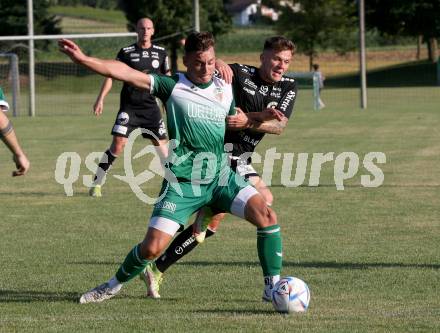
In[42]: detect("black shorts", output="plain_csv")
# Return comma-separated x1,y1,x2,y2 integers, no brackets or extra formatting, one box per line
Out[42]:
111,110,167,140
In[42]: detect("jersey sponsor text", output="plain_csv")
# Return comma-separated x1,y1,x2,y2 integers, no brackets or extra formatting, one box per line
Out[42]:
186,103,226,124
154,200,177,213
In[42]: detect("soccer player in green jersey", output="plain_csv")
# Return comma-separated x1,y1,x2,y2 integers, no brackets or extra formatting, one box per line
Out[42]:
143,37,297,301
59,32,283,304
0,87,30,176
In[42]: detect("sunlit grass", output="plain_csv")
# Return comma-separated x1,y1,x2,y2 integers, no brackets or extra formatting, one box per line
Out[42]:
0,87,439,332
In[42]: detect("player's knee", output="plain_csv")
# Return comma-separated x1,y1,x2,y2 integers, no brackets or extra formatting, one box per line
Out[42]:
255,206,277,228
261,206,277,227
138,240,161,260
245,196,277,228
267,207,277,225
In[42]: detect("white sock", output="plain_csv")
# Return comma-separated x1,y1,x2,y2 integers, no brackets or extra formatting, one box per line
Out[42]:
108,276,123,290
264,275,280,288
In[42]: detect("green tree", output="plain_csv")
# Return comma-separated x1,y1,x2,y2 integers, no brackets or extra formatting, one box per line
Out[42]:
0,0,61,54
276,0,356,70
118,0,232,72
366,0,440,62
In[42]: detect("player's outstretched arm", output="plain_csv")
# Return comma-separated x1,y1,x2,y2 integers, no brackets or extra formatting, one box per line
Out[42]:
58,39,151,91
0,111,30,176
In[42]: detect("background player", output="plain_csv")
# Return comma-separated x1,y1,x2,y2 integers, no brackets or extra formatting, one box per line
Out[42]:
0,87,30,176
59,31,284,305
143,36,297,301
312,63,325,109
90,17,170,197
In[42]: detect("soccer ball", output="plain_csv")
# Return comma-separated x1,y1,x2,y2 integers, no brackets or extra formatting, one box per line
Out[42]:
271,276,311,313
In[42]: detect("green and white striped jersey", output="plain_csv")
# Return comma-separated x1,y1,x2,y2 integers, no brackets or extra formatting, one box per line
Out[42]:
150,73,235,181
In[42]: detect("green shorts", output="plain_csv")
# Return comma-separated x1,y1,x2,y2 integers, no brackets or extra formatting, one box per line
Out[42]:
151,167,256,226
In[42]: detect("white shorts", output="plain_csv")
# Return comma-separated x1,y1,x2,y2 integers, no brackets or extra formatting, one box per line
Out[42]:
149,216,181,236
230,185,259,219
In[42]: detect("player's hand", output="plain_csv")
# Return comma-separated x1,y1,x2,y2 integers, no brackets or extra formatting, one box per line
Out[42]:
12,153,30,177
215,59,233,84
93,100,104,116
58,39,87,64
226,107,250,130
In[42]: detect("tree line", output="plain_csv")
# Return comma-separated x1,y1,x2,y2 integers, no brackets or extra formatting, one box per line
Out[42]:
1,0,439,71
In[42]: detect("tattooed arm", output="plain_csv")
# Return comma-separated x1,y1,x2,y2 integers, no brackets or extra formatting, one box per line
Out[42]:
227,107,288,135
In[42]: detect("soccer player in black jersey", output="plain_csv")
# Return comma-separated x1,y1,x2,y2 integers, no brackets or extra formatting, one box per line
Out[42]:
143,36,297,301
90,18,171,197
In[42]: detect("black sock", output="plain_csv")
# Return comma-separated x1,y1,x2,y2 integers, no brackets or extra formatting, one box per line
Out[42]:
155,225,215,273
93,149,117,184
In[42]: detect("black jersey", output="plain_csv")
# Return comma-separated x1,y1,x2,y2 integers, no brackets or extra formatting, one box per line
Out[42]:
225,63,297,157
116,43,170,119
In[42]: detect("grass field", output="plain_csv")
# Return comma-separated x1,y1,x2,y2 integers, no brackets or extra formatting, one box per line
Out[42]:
0,86,439,332
1,4,438,331
49,5,128,33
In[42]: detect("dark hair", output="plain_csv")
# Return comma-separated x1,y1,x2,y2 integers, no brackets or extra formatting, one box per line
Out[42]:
312,64,319,70
263,36,295,54
184,32,215,54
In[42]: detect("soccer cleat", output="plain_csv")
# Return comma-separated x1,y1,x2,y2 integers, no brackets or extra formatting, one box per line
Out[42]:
140,262,163,299
89,185,102,197
192,207,213,243
79,282,121,304
262,286,273,302
262,276,278,302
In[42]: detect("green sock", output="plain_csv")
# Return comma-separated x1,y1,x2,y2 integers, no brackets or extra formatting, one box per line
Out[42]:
115,244,150,283
257,225,282,276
